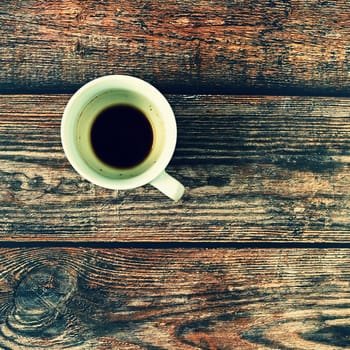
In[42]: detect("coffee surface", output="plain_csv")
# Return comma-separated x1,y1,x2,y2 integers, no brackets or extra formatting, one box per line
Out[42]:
90,105,153,168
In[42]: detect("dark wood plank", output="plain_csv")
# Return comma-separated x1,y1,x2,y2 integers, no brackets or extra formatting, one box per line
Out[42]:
2,94,350,242
0,247,348,349
1,0,350,95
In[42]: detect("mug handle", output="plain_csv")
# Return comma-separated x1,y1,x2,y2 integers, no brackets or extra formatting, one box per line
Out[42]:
150,171,185,201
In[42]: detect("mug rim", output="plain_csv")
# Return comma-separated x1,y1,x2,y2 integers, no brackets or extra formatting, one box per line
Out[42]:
61,75,177,190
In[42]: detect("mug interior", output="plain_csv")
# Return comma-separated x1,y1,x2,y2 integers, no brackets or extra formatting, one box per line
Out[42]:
77,89,166,180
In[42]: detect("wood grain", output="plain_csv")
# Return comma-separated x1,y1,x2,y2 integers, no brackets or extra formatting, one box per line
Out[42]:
2,94,350,242
2,2,349,350
1,0,350,95
0,247,348,349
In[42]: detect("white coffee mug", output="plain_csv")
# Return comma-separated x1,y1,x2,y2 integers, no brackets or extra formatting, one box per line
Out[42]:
61,75,185,201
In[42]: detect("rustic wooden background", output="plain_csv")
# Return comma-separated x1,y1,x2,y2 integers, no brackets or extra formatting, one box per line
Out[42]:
2,1,350,349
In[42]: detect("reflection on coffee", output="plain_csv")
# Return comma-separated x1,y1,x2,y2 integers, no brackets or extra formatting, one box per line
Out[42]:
90,105,153,168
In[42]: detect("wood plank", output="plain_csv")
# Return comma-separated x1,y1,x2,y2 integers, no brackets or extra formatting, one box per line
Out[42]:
0,247,348,349
2,94,350,242
1,0,350,95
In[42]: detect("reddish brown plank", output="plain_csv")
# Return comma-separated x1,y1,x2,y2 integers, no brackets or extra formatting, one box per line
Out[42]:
0,247,348,349
1,0,350,94
1,94,350,242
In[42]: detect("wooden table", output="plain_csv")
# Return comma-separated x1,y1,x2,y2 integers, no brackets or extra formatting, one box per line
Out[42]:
2,1,350,349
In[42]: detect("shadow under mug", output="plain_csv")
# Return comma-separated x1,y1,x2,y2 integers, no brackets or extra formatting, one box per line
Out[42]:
61,75,185,201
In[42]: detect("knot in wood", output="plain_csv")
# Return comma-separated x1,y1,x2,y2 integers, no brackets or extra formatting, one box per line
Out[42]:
8,266,76,336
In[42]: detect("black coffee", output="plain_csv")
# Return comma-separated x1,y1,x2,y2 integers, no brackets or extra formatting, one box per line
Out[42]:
90,105,153,168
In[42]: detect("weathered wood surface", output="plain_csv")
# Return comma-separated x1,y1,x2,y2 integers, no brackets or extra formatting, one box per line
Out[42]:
0,247,347,349
2,1,350,348
1,94,350,242
1,0,350,95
